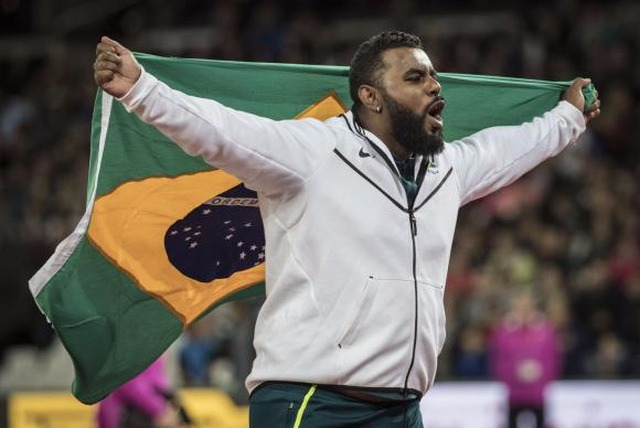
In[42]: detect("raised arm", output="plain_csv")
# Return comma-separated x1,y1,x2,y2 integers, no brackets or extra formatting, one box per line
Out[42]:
93,37,336,194
448,78,601,206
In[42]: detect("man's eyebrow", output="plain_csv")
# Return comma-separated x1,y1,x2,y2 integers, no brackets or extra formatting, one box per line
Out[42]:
403,67,427,76
403,66,439,79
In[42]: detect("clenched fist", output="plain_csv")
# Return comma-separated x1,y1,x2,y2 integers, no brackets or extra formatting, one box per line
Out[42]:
94,36,142,98
562,77,601,123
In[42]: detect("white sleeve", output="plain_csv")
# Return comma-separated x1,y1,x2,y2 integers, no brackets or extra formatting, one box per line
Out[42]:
447,101,586,206
117,69,336,194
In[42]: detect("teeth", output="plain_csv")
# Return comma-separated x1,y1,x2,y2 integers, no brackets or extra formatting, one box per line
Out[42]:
429,104,442,116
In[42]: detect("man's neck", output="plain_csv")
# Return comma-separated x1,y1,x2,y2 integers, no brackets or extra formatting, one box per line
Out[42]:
354,108,411,159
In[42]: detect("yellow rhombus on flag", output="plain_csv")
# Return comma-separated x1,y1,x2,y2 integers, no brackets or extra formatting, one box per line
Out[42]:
88,93,347,324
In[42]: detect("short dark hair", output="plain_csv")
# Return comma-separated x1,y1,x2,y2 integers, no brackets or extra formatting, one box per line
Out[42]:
349,31,423,107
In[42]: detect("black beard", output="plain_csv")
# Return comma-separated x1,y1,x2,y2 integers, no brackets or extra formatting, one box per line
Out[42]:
382,92,445,158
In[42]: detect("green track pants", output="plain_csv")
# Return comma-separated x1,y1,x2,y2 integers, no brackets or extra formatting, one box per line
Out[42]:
249,382,424,428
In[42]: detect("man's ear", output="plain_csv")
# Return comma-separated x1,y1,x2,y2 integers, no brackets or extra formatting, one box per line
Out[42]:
357,85,381,113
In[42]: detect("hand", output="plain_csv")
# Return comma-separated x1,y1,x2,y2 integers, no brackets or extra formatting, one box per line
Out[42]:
562,77,601,124
94,36,142,98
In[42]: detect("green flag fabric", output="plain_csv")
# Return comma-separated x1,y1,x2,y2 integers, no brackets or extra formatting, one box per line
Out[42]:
29,53,595,404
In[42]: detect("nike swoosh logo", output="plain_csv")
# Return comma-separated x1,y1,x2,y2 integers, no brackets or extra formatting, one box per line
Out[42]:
358,147,371,158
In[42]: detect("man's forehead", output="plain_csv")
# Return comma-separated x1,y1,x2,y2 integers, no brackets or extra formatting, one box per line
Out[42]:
381,47,434,71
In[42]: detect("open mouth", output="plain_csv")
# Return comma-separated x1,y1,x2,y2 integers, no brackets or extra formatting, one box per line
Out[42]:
427,99,446,125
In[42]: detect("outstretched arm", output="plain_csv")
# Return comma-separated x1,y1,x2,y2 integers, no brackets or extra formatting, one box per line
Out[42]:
93,37,336,195
448,78,601,206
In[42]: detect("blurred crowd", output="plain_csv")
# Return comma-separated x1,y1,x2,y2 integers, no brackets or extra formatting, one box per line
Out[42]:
1,0,639,400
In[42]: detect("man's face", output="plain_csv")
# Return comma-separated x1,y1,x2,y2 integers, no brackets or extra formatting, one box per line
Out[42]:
378,47,445,157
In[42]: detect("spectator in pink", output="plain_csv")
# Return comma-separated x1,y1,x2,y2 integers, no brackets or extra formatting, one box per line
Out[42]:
490,291,561,428
96,356,182,428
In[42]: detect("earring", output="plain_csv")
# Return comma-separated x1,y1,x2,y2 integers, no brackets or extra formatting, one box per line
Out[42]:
376,106,381,113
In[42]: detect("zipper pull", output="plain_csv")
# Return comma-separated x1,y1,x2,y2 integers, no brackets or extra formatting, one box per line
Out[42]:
410,213,417,236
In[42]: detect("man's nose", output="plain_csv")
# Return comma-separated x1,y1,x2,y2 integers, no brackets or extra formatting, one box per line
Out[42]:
426,77,441,96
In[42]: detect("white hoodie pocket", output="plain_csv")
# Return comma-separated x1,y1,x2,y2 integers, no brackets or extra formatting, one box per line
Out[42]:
335,276,416,350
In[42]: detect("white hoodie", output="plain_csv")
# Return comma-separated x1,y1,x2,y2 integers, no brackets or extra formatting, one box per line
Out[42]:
119,70,585,395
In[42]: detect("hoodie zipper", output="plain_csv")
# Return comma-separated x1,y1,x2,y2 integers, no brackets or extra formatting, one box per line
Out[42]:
399,157,431,393
403,199,420,393
359,138,426,394
410,213,417,236
401,165,453,392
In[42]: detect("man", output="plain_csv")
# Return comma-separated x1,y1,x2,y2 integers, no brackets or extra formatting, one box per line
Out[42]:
94,31,600,427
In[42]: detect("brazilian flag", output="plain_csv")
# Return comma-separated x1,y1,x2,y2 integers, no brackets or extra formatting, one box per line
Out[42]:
29,53,596,404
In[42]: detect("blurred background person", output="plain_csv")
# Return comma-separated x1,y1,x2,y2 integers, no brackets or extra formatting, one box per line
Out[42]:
490,290,562,428
97,355,187,428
